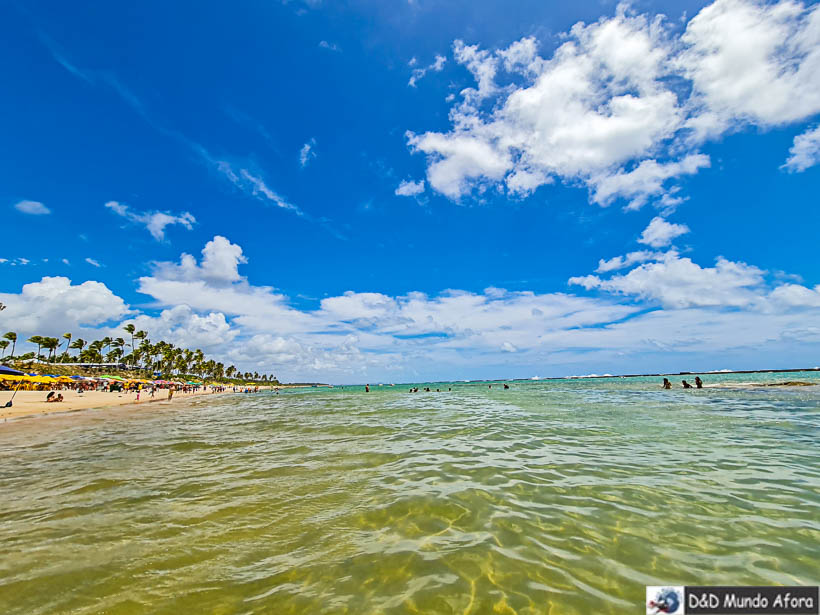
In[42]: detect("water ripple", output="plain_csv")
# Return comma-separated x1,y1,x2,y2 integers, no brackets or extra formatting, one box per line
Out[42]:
0,378,818,614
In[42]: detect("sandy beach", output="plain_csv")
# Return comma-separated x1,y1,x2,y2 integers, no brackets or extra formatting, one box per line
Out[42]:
0,387,236,422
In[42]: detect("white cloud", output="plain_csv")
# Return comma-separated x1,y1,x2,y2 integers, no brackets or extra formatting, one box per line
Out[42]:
408,54,447,87
0,276,129,337
104,200,196,241
678,0,820,137
123,305,238,350
407,0,820,206
149,235,247,285
299,139,317,167
596,250,662,273
318,40,340,52
5,234,820,381
571,251,767,308
638,217,690,248
14,200,51,215
213,159,303,215
61,258,70,265
769,283,820,307
782,125,820,172
85,258,102,268
395,179,425,196
591,155,710,209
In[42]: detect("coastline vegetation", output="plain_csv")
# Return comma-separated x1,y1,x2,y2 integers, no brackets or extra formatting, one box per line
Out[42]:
1,327,278,385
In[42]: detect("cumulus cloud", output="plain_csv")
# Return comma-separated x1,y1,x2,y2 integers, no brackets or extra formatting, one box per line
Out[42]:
6,232,820,380
395,179,425,196
590,155,710,210
407,0,820,206
678,0,820,137
104,200,196,241
14,200,51,215
782,125,820,172
0,276,129,336
638,217,690,248
122,305,238,350
769,283,820,307
408,54,447,87
571,252,767,308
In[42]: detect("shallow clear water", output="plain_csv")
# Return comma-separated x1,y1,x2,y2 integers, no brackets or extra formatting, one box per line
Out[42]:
1,373,818,614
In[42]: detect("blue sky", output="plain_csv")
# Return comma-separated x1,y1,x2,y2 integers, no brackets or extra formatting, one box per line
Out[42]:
2,0,820,382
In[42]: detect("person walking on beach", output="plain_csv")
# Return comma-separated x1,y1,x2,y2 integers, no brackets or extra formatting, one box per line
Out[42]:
695,376,703,389
662,378,672,389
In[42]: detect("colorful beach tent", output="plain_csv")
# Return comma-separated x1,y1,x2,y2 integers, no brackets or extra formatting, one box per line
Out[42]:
0,365,24,376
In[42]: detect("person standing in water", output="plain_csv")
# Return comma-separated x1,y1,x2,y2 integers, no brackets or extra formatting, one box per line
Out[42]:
662,378,672,389
365,384,370,393
695,376,703,388
682,380,693,389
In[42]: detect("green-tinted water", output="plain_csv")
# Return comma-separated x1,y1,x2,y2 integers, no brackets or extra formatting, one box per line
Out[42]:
1,373,819,614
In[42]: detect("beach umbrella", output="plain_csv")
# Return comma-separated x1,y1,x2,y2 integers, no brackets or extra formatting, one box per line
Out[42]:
0,365,24,376
0,374,24,381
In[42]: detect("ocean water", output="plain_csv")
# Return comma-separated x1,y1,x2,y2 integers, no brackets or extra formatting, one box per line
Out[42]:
0,372,818,614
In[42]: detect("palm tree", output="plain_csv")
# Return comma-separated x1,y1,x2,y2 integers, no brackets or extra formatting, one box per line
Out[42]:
42,337,60,362
62,333,72,361
134,331,147,368
88,340,104,363
27,335,45,362
0,340,9,359
69,338,86,358
3,332,17,359
123,324,136,366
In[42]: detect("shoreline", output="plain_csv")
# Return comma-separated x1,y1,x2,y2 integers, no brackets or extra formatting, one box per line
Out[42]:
0,388,259,423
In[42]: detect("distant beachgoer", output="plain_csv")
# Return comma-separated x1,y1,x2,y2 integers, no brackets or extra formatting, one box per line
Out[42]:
662,378,672,389
695,376,703,389
56,394,63,402
448,388,451,392
436,389,440,392
168,388,174,401
503,384,510,390
365,384,370,393
682,380,692,389
46,392,56,402
489,384,492,389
